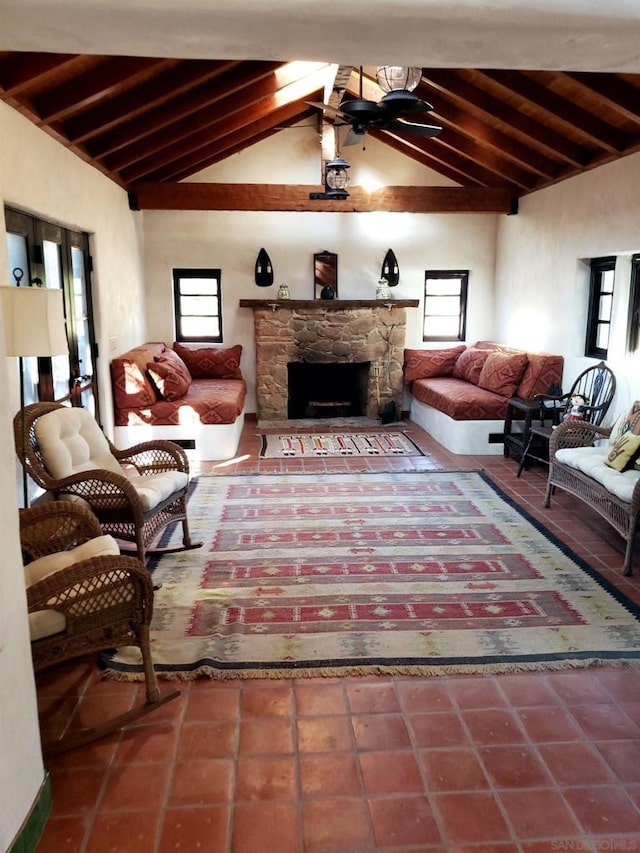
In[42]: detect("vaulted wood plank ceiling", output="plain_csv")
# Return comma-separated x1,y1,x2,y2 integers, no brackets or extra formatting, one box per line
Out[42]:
2,52,640,206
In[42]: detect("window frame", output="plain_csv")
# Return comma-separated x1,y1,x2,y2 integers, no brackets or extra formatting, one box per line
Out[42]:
585,256,615,359
172,267,223,343
626,253,640,354
422,269,468,342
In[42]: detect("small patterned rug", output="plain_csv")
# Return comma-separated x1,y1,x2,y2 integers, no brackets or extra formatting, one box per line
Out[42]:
259,431,424,458
103,471,640,681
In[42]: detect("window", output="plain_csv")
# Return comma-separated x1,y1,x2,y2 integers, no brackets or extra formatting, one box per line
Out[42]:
627,254,640,353
585,256,615,359
423,270,468,342
173,268,222,342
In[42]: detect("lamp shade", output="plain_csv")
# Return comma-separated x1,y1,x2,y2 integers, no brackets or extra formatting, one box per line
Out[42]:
1,286,69,357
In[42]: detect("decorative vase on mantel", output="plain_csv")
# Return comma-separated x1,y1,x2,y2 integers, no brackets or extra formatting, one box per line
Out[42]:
376,278,392,300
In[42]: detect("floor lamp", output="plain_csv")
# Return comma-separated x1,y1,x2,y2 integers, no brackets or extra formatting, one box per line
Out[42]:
0,284,69,508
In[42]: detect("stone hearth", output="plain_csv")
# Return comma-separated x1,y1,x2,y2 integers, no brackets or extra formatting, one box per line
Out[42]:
239,300,418,420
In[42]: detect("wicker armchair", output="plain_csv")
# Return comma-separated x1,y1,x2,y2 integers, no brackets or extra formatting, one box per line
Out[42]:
15,402,201,565
20,501,180,756
545,420,640,576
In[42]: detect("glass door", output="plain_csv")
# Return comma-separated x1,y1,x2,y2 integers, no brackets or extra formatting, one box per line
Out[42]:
5,207,100,420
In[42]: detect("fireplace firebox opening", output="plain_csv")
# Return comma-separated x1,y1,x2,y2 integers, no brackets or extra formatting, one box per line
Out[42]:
288,361,371,419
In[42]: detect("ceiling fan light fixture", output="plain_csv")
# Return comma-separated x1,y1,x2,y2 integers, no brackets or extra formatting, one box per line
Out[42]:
324,156,351,199
376,66,422,95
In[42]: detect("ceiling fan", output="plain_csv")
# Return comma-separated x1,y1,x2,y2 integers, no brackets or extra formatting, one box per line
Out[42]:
309,65,442,146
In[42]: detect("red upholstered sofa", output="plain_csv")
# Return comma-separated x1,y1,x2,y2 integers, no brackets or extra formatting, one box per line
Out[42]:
404,341,564,455
111,342,247,460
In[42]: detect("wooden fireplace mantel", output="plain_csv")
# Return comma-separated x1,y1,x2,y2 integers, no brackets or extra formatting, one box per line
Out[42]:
239,299,419,309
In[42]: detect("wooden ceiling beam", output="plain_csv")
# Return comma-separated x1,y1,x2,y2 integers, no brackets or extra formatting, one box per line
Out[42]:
347,72,557,181
116,66,331,182
172,115,312,179
94,60,285,164
423,69,588,167
367,131,485,187
34,57,172,124
65,60,237,144
406,123,538,190
0,53,80,95
143,102,318,183
560,72,640,124
476,70,627,153
420,89,558,179
131,182,516,213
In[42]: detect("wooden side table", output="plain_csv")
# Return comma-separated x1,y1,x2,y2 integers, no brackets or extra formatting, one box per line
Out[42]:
503,398,542,463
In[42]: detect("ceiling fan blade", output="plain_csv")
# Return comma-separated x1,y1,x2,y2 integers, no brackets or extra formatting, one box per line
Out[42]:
339,98,385,122
385,118,442,138
379,90,435,117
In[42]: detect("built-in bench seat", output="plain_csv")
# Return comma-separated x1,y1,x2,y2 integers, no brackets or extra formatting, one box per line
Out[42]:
405,341,564,455
111,341,247,460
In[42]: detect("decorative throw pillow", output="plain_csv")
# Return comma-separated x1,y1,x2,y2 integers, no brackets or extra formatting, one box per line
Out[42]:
516,353,564,399
452,347,491,385
403,345,466,385
607,401,640,470
110,360,157,408
607,413,628,447
616,401,640,438
173,342,243,380
156,347,193,381
147,360,191,401
478,351,529,397
604,432,640,471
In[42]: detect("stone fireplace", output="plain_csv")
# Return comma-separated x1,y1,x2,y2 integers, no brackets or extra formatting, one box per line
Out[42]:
239,299,418,420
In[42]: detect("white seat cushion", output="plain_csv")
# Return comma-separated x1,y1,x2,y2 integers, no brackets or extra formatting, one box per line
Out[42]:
127,471,188,510
555,446,640,503
25,534,121,642
34,407,188,509
34,407,124,479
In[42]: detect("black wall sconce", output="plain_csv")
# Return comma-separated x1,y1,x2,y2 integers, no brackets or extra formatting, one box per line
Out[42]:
255,248,274,287
309,157,351,200
380,249,400,286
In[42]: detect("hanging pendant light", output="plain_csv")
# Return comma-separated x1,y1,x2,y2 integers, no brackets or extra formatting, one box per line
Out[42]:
324,156,351,199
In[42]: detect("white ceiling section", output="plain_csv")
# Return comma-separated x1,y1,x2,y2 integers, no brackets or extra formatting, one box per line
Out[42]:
1,0,640,72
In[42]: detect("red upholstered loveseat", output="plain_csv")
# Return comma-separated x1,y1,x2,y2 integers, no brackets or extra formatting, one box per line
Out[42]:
404,341,564,455
111,342,247,460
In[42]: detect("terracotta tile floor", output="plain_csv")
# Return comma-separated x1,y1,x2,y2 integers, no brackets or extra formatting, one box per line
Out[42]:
35,419,640,852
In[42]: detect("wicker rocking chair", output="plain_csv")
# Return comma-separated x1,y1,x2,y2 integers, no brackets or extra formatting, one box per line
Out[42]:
14,402,201,565
20,501,180,757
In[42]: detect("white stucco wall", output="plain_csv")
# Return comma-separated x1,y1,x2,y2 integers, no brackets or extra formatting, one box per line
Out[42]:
495,151,640,421
0,101,144,849
145,126,500,413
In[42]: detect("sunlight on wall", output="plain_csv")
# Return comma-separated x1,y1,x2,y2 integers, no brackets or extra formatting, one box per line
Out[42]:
357,169,386,194
350,210,435,243
504,307,552,352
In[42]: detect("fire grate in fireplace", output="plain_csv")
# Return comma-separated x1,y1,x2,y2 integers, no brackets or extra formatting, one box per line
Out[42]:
288,361,370,420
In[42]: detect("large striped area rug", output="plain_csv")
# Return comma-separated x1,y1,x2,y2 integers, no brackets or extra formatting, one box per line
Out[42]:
104,471,640,680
